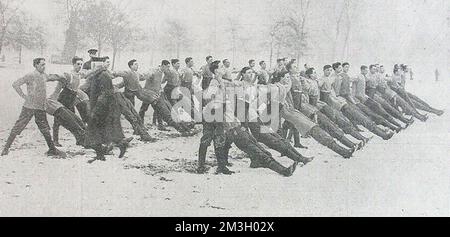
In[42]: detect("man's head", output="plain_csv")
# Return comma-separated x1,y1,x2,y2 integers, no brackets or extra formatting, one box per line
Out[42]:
185,57,194,68
171,59,180,70
249,59,256,68
206,56,214,65
103,56,111,69
332,62,343,73
241,67,253,82
276,58,284,67
323,65,332,77
393,67,401,75
342,62,350,73
286,62,298,74
361,65,369,75
88,49,98,58
128,59,139,71
72,56,84,72
259,61,266,70
305,67,317,80
379,65,385,74
161,60,171,73
33,58,46,73
369,65,377,74
210,60,222,75
223,59,230,68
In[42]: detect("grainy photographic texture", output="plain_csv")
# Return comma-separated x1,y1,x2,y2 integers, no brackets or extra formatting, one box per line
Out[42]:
0,0,449,217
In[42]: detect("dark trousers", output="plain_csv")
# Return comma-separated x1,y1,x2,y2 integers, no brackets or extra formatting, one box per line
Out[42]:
364,98,402,127
373,96,410,124
355,102,399,130
164,84,178,106
319,105,366,141
316,111,356,149
390,96,423,118
114,93,149,137
309,126,351,158
4,107,55,150
124,89,136,106
407,92,442,114
53,108,86,145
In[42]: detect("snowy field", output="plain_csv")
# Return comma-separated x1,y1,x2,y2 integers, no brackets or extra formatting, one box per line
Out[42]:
0,64,449,217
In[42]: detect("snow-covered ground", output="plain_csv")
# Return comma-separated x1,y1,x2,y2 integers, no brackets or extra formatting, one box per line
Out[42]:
0,64,449,217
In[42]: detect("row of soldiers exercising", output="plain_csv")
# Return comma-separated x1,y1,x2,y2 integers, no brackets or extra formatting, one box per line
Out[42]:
281,61,444,153
0,57,197,160
197,62,375,176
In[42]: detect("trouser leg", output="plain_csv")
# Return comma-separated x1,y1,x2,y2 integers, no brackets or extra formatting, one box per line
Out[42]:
394,96,427,120
53,117,61,145
139,102,151,124
320,106,367,142
356,103,399,131
317,112,356,149
375,96,411,124
310,126,353,158
341,105,392,139
365,98,403,127
2,107,34,153
34,110,56,150
54,108,86,144
76,101,90,124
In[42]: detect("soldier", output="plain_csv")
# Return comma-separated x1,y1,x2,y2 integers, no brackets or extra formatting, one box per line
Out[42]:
46,99,86,147
114,59,145,105
48,56,88,146
336,63,403,132
137,60,192,136
319,65,394,140
82,49,98,71
304,67,370,145
197,61,234,175
1,58,66,158
84,57,133,163
256,61,270,85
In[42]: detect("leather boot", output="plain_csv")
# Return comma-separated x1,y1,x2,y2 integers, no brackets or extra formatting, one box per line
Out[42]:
118,137,134,158
372,126,394,140
1,134,17,156
265,158,298,177
52,125,62,147
215,148,234,175
88,145,106,164
197,144,208,174
329,141,353,159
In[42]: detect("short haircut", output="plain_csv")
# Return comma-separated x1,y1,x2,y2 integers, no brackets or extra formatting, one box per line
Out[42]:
185,57,193,64
286,62,294,72
128,59,137,68
103,56,110,60
342,62,350,67
171,59,180,65
277,58,283,63
161,60,171,66
305,68,315,77
369,65,377,70
332,62,342,70
259,61,265,66
393,68,400,74
361,65,368,71
222,59,229,64
72,56,83,65
209,60,221,74
33,58,45,67
249,59,255,65
241,67,252,75
206,56,213,61
323,65,332,71
304,63,308,68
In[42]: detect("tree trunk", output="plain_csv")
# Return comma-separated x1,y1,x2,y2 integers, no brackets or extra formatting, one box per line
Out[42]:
61,17,79,64
18,45,22,64
97,40,102,57
269,36,274,68
0,29,6,56
112,47,117,70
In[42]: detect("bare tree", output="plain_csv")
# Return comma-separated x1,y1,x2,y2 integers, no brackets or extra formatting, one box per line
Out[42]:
274,0,311,64
53,0,86,63
0,0,25,56
6,12,45,64
162,18,191,59
79,0,115,56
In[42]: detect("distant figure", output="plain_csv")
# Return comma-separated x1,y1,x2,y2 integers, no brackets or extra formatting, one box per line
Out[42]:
82,49,98,70
435,69,440,82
